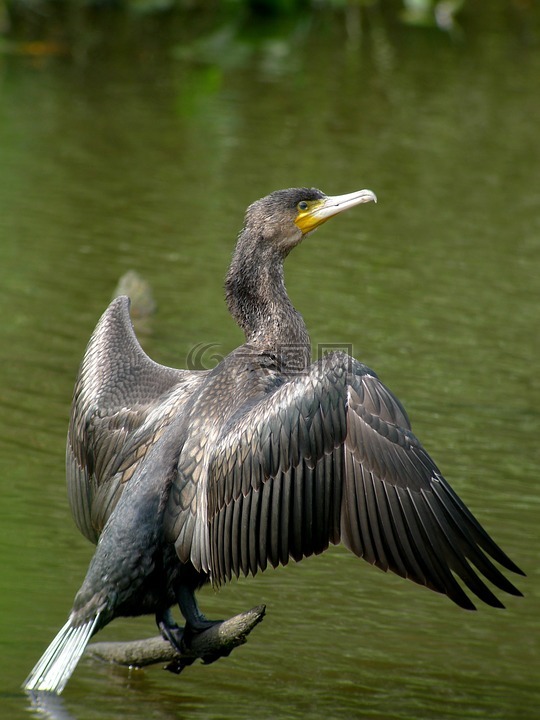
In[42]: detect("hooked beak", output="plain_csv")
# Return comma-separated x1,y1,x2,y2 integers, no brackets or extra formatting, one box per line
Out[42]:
294,189,377,235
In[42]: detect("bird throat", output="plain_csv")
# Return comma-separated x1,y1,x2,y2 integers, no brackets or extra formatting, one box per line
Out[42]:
224,235,311,371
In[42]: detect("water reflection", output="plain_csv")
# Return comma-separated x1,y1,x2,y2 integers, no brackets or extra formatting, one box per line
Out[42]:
27,692,76,720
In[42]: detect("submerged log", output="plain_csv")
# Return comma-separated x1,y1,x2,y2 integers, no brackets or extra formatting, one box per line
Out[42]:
85,605,266,673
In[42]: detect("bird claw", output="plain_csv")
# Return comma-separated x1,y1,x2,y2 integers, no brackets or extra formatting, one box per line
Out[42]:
201,647,232,665
157,612,185,654
182,618,223,651
165,656,195,674
164,618,227,672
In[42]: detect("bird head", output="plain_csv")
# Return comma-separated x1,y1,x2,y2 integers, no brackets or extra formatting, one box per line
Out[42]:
243,187,377,255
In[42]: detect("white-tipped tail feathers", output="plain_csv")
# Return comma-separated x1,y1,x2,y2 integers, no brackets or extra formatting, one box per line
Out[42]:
23,614,100,694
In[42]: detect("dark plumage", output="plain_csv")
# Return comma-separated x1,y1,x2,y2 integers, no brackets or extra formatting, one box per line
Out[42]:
24,187,523,694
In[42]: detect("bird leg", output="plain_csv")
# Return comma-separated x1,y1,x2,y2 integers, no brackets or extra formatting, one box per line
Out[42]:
176,585,224,662
158,587,227,668
177,585,222,634
156,608,196,671
156,608,185,652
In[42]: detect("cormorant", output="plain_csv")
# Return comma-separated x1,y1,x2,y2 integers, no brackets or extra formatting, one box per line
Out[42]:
24,187,523,695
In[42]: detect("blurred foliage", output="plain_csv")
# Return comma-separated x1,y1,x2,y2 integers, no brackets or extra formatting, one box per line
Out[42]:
0,0,537,61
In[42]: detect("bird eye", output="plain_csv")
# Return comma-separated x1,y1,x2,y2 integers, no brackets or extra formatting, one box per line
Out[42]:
297,201,309,211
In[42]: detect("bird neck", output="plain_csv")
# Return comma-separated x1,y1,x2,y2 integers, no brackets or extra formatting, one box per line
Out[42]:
225,230,311,364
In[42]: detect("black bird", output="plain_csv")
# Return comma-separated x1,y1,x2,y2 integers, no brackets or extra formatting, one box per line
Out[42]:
24,188,523,694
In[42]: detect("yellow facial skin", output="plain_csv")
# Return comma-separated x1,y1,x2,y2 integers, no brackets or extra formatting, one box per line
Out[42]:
294,189,377,235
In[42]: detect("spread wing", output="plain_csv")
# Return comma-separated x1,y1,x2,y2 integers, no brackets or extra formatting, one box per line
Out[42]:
203,352,523,609
67,296,206,543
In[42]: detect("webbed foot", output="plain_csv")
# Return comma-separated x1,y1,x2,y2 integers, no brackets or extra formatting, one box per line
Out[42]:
182,617,222,649
156,609,187,655
177,585,223,644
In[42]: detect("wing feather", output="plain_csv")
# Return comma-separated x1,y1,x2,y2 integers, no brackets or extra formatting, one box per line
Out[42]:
67,296,205,543
372,480,408,577
199,351,522,608
258,480,271,573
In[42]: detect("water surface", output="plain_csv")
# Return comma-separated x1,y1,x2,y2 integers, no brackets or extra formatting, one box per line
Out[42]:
1,6,539,719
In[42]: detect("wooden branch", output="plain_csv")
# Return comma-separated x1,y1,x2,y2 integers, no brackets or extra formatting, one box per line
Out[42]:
85,605,266,674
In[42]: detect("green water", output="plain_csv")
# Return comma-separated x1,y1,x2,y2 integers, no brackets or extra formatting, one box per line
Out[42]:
1,5,539,719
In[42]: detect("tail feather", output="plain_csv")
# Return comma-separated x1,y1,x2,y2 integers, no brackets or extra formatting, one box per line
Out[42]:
23,614,100,694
